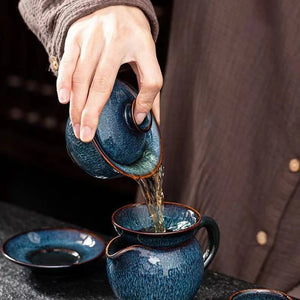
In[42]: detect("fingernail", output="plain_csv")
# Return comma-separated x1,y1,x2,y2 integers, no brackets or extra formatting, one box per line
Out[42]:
80,126,93,142
73,123,80,139
58,88,69,103
135,113,147,125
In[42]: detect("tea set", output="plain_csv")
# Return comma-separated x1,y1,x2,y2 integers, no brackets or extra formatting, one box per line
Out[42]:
1,79,292,300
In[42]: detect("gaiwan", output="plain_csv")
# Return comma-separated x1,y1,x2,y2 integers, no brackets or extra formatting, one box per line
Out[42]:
65,79,162,181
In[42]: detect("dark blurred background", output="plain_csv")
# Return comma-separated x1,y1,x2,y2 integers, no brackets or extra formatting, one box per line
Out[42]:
0,0,172,236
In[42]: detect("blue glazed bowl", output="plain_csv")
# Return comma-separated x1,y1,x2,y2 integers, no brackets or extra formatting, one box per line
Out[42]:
229,289,293,300
65,79,162,180
1,228,106,271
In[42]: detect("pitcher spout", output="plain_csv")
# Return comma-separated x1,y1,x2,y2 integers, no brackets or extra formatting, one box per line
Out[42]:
106,235,145,260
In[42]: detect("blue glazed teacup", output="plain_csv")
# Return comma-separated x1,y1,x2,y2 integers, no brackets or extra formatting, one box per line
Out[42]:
106,202,220,300
229,289,293,300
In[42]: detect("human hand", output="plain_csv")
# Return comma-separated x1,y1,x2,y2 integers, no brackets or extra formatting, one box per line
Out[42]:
56,5,163,143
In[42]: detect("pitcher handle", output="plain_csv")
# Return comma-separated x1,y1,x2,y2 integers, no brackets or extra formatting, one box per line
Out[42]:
198,215,220,269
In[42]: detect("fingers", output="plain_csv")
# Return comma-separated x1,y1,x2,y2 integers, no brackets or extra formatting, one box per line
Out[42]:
133,46,163,125
69,48,100,139
56,41,80,104
56,5,163,144
58,42,162,143
80,53,121,142
152,92,160,125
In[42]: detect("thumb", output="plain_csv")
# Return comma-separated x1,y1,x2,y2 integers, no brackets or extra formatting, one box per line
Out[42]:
134,97,152,125
134,80,162,124
151,92,160,125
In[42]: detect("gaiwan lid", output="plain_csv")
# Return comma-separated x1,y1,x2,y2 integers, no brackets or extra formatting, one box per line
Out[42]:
92,79,162,180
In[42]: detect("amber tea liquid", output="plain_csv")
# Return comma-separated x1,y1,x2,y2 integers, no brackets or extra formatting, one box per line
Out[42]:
138,165,166,233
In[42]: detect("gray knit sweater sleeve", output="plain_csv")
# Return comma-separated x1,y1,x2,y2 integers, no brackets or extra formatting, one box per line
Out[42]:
18,0,159,72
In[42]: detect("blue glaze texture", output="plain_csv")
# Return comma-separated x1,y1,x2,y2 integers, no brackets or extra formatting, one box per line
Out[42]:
107,237,203,300
65,79,161,179
66,120,119,179
3,228,105,267
106,202,220,300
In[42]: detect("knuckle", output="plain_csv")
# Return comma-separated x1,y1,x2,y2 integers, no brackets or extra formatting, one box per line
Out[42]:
69,108,81,121
72,74,89,86
80,49,99,64
156,74,164,89
136,100,152,112
91,76,110,95
69,103,83,118
141,79,162,93
81,109,100,127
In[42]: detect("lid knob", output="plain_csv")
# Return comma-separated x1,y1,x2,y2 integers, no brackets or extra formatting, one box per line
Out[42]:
124,99,152,133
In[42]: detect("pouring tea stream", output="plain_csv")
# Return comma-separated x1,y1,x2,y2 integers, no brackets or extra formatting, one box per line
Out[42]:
65,79,165,232
65,79,220,300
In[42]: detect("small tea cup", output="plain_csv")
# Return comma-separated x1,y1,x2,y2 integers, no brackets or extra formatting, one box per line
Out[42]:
229,289,293,300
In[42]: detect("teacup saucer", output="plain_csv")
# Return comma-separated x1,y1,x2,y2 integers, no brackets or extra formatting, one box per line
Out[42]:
1,227,106,272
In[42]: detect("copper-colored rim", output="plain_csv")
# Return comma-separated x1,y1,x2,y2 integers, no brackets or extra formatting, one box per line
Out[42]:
105,233,195,259
1,227,106,269
105,235,150,259
229,289,293,300
91,102,163,181
111,201,202,236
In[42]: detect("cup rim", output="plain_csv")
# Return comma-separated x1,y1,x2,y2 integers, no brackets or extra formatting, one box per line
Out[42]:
229,289,293,300
111,201,202,236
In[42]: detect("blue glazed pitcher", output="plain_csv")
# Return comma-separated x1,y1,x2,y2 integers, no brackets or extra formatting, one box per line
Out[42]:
65,79,162,180
106,202,220,300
